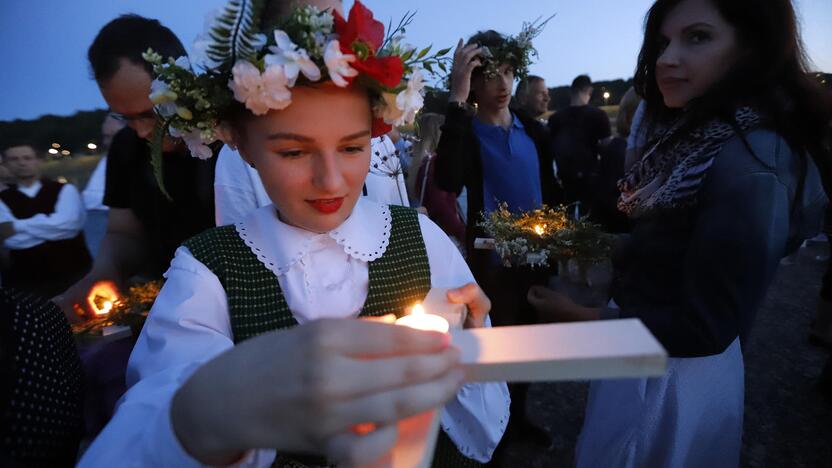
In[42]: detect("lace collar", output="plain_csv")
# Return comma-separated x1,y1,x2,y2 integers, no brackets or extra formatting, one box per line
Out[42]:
234,197,392,276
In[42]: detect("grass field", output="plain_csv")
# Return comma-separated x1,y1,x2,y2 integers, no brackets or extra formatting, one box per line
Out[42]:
41,154,102,189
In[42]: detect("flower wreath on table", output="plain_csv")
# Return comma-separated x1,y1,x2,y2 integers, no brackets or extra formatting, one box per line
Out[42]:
142,0,450,197
478,203,616,269
472,14,555,81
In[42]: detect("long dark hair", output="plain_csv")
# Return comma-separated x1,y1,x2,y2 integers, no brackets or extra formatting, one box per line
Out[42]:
634,0,832,192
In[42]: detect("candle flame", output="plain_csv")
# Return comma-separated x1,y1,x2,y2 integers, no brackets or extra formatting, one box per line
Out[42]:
88,281,120,316
411,303,425,316
533,224,546,236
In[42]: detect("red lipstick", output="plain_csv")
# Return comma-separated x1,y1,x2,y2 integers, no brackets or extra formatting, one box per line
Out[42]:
307,198,344,214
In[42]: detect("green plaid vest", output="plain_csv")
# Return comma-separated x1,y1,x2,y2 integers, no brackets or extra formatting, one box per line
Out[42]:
185,205,483,468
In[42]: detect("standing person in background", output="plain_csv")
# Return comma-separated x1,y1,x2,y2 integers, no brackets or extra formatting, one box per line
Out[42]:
409,113,467,250
548,74,613,207
54,15,219,321
514,75,551,123
0,144,91,298
82,113,125,257
435,25,561,452
590,86,641,232
530,0,830,466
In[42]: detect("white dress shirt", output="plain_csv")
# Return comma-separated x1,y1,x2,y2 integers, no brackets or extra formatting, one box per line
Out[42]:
80,198,509,467
214,136,410,226
82,155,109,211
0,180,86,250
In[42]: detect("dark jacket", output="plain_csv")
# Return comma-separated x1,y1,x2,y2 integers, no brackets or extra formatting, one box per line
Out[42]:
434,105,563,273
610,129,827,357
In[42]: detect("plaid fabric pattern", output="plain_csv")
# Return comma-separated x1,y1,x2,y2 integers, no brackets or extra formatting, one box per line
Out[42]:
185,206,482,467
362,205,431,317
185,224,294,342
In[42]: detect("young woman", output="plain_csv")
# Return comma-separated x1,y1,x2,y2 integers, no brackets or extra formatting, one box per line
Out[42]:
409,112,467,249
79,3,509,467
528,0,830,466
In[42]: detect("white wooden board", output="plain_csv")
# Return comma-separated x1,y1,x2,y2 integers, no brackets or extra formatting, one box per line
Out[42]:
452,319,667,382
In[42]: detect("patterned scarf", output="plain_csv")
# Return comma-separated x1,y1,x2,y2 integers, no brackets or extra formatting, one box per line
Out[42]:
618,107,761,218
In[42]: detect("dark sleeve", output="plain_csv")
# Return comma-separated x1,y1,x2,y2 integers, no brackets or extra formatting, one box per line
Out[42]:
594,108,612,141
434,105,473,195
618,168,791,356
102,128,135,209
547,113,559,135
527,118,562,206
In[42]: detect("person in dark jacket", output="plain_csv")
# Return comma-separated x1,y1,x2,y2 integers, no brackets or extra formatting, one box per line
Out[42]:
527,0,831,466
435,29,563,453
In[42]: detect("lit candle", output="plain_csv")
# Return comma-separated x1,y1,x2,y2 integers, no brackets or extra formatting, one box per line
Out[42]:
87,281,120,316
395,304,450,333
533,224,546,236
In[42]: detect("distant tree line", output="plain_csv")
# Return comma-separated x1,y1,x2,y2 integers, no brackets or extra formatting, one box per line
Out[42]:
2,73,828,152
0,110,108,156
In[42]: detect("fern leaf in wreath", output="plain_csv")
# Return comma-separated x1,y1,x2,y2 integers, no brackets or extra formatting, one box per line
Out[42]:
206,0,265,69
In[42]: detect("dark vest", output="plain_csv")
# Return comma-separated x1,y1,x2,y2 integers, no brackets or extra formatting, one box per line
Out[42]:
185,205,483,468
0,179,92,297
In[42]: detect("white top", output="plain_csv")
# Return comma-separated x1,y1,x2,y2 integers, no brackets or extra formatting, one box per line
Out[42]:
0,180,86,250
214,136,410,226
82,155,109,211
80,198,509,467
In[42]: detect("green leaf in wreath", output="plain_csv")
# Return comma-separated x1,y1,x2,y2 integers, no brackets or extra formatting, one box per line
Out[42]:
149,119,173,201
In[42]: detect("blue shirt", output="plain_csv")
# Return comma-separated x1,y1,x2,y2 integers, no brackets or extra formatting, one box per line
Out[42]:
472,113,543,213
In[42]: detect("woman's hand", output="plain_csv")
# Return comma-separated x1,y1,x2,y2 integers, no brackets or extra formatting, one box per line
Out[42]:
527,285,601,323
448,39,483,104
171,319,465,467
447,282,491,329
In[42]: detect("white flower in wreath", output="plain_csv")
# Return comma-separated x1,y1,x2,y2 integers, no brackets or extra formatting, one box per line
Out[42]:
170,126,214,160
265,30,321,86
149,80,177,118
378,70,425,127
395,69,425,124
228,61,292,116
323,40,358,87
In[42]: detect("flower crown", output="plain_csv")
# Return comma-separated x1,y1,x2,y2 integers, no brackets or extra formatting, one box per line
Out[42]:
474,15,554,82
143,0,449,166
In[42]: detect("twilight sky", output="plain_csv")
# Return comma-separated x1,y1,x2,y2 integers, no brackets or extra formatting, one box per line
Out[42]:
1,0,829,121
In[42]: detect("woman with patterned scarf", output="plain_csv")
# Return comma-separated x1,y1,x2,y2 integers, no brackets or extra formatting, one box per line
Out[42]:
527,0,830,466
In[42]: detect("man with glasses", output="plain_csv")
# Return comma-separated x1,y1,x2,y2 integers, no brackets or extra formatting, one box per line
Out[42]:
54,15,218,321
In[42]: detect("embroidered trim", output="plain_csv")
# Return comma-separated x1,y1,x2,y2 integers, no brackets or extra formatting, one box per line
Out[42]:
233,201,393,275
329,204,392,262
234,221,304,276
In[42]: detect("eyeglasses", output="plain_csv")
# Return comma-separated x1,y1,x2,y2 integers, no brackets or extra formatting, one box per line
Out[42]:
109,110,157,123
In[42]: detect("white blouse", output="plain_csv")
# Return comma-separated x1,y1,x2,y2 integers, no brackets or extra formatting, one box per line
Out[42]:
80,198,509,467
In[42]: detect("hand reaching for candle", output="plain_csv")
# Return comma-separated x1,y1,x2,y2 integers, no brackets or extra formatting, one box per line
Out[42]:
170,319,465,467
527,285,601,323
447,282,491,329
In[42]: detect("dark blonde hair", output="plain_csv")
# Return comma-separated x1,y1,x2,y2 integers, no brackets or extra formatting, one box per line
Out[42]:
407,113,445,200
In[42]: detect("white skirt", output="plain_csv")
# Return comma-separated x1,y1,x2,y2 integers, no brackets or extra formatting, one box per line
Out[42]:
574,337,744,468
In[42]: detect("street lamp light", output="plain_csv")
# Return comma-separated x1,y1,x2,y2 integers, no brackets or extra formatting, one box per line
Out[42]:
60,150,70,156
48,148,59,155
87,143,98,151
51,143,61,149
603,91,611,105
